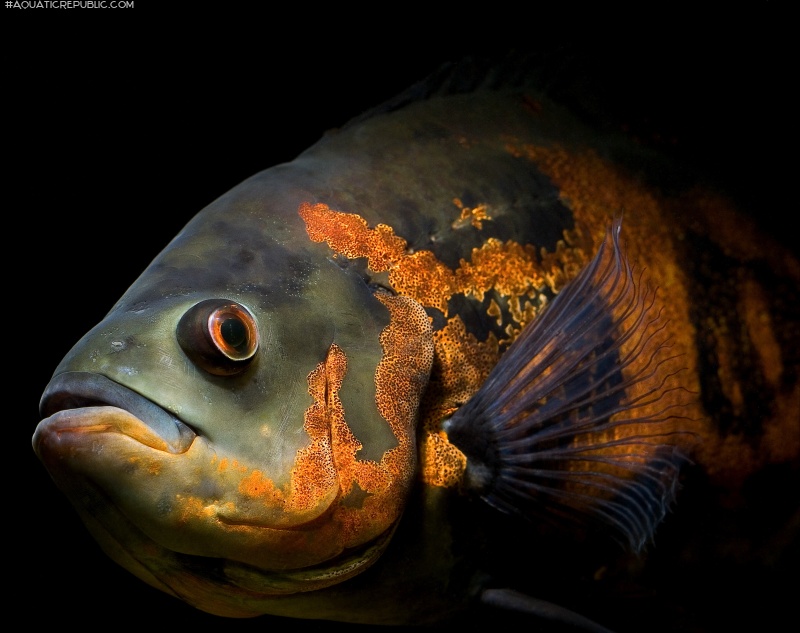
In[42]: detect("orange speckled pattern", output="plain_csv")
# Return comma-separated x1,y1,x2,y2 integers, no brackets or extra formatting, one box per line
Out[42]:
451,198,492,230
300,203,406,271
293,344,344,512
421,316,499,487
294,294,433,548
300,201,596,487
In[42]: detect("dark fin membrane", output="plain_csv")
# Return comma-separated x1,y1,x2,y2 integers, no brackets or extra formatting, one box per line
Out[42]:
444,219,693,552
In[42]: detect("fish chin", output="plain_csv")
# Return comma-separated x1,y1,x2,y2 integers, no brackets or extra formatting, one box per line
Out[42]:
32,372,393,610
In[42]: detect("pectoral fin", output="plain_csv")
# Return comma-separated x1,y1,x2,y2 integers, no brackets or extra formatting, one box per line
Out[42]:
444,219,693,551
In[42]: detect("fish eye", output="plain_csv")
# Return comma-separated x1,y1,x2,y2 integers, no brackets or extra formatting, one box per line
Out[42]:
177,299,259,375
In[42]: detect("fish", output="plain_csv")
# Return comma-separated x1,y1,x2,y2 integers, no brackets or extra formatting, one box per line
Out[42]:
31,54,799,632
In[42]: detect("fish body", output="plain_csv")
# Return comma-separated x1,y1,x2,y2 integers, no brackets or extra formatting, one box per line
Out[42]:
33,58,799,630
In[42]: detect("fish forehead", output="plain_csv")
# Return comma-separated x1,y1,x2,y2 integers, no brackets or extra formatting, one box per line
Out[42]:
109,170,322,309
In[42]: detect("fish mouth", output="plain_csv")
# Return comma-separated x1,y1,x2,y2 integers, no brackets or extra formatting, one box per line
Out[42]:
32,371,399,611
32,369,362,572
37,371,196,454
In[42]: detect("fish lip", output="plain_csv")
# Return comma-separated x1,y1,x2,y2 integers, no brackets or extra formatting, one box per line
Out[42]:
39,371,196,454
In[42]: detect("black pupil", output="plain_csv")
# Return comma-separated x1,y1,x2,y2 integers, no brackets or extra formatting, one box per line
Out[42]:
220,317,247,350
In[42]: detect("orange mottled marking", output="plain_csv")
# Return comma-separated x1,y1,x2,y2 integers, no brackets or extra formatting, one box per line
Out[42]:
239,470,282,503
299,201,592,487
452,198,492,230
506,140,800,482
333,294,433,546
508,142,702,450
178,495,216,523
456,238,542,301
287,346,342,513
420,316,500,486
372,293,433,467
391,251,456,313
299,202,406,271
126,454,162,476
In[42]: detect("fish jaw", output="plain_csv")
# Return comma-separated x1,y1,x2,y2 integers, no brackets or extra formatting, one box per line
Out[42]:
32,403,400,618
32,373,363,575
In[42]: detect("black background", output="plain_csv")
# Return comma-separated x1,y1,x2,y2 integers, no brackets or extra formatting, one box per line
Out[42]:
7,6,794,632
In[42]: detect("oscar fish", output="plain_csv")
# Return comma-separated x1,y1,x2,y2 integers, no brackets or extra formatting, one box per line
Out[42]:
32,57,799,632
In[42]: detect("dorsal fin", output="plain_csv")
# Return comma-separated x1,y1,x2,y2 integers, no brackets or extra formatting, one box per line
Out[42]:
339,49,568,130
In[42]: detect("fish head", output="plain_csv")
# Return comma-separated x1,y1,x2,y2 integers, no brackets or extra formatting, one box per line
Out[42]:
32,180,435,615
